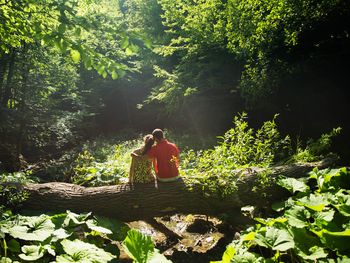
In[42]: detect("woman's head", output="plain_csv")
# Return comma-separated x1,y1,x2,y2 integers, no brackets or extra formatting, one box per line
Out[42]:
142,134,154,155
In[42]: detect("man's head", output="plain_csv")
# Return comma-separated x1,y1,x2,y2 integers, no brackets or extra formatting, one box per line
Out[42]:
152,128,164,142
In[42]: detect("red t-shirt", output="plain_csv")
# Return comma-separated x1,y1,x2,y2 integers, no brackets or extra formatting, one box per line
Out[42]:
147,140,180,179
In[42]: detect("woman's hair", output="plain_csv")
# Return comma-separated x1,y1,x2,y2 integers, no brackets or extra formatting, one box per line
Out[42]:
141,134,154,155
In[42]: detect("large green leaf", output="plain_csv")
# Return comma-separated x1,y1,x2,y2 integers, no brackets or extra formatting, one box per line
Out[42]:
56,254,78,262
51,228,72,242
19,245,45,261
315,209,335,224
62,211,91,228
254,217,287,227
219,245,235,263
0,220,14,235
122,229,154,263
254,227,295,251
297,194,329,212
7,239,20,253
231,251,265,263
297,246,328,261
333,192,350,217
51,212,68,228
210,245,237,263
86,219,112,234
309,168,346,192
285,205,310,228
316,229,350,254
9,215,55,241
148,249,172,263
92,216,129,241
0,257,15,263
323,229,350,237
291,227,325,259
58,239,115,263
277,177,309,194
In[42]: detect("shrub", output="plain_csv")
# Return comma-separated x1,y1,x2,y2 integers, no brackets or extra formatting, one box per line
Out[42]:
181,113,291,197
70,138,140,186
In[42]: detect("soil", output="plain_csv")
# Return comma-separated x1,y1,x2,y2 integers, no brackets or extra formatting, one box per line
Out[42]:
118,214,241,263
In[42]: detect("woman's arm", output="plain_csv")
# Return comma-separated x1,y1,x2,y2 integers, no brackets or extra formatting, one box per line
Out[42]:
131,148,142,158
129,158,135,183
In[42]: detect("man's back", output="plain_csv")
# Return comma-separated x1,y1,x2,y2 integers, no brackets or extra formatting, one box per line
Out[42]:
148,139,180,179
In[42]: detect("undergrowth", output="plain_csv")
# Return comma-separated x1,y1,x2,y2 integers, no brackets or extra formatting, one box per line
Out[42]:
213,167,350,263
181,113,339,198
35,113,340,192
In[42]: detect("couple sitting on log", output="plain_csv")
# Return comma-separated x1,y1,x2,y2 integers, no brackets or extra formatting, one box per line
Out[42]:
129,129,180,184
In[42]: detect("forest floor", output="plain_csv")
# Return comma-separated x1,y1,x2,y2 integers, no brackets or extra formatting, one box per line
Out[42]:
118,214,242,263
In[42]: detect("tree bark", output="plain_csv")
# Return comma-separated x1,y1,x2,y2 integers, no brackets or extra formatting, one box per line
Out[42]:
20,158,336,221
0,54,9,100
2,48,15,106
16,44,30,162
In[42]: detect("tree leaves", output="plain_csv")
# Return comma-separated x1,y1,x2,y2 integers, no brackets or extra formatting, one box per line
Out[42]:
0,0,135,79
70,49,81,64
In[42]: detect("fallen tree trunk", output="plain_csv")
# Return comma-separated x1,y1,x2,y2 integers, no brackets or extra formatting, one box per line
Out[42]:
20,158,335,221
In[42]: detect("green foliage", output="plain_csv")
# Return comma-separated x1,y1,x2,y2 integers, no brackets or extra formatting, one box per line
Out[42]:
213,167,350,262
181,113,291,197
122,229,154,263
70,138,140,186
0,170,37,184
180,113,340,198
224,0,348,101
0,170,36,211
0,0,133,79
0,185,29,213
139,0,349,109
216,113,290,166
0,210,128,262
142,65,194,115
292,128,341,162
57,239,115,262
122,229,172,263
0,0,147,174
156,0,226,56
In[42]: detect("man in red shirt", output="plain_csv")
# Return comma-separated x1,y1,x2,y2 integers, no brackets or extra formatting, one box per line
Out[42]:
147,129,180,182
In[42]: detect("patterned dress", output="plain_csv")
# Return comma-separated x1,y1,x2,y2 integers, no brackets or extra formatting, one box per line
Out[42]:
129,148,155,183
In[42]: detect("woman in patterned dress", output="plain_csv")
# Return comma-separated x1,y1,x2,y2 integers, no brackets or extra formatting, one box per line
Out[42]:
129,134,156,183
